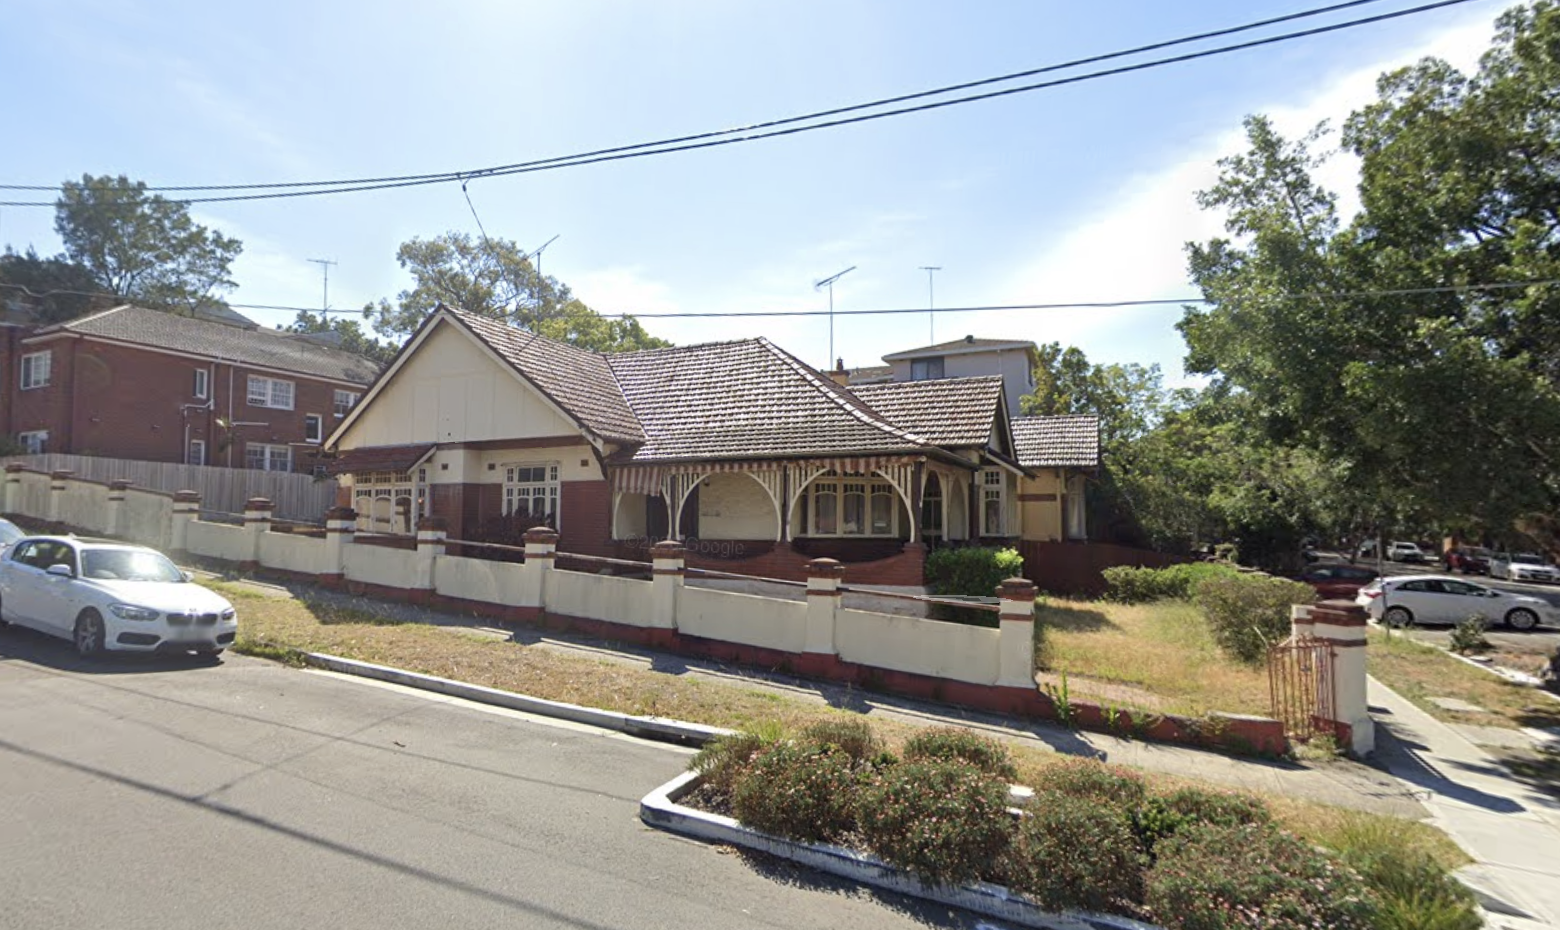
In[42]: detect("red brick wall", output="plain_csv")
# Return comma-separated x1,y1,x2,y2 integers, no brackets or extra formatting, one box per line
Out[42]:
1019,540,1184,596
561,479,611,556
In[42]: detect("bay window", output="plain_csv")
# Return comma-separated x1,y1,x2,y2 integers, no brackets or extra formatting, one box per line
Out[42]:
802,475,900,537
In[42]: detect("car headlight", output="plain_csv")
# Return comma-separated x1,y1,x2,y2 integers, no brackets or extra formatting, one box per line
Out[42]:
220,607,236,621
109,603,161,622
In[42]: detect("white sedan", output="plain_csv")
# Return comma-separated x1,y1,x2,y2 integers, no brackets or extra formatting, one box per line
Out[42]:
1488,552,1560,584
1356,574,1555,631
0,537,237,658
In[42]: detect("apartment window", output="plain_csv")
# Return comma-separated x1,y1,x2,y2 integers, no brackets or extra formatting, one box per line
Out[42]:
333,389,360,418
503,463,560,528
802,474,900,537
910,356,944,381
304,414,323,444
19,352,51,390
193,368,209,399
244,442,292,473
247,375,295,410
981,468,1007,537
17,430,48,454
187,439,206,466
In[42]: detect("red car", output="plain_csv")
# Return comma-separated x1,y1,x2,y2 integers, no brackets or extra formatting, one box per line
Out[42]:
1298,564,1381,599
1445,547,1492,575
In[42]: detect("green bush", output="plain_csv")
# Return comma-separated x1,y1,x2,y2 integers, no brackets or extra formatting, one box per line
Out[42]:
730,742,859,844
1132,788,1273,854
901,727,1017,779
692,730,781,800
1447,614,1490,654
799,718,881,762
1102,563,1239,603
1327,818,1481,930
1146,824,1378,930
925,546,1024,598
1006,791,1145,912
1192,573,1316,664
858,762,1013,886
1031,757,1147,808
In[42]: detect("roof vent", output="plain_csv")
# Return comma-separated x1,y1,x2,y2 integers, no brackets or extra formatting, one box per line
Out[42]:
964,334,974,344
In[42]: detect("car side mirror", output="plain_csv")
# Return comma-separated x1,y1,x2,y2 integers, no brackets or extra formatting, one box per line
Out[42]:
46,563,74,578
183,571,195,583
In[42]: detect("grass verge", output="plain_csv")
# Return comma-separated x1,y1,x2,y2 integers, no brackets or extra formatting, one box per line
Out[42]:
1369,630,1560,731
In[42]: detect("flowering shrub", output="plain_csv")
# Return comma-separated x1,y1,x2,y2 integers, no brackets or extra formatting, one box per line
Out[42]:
1133,787,1274,855
799,718,881,763
1146,823,1378,930
1032,757,1147,808
1006,791,1145,912
730,742,859,844
691,731,779,801
901,727,1017,778
857,762,1013,886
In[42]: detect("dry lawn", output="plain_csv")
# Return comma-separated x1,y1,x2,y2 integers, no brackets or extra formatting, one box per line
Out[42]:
1036,597,1272,717
1369,630,1560,731
216,581,1464,865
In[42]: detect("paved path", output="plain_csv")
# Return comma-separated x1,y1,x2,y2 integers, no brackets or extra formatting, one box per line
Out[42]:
0,626,992,930
1371,676,1560,928
219,574,1424,817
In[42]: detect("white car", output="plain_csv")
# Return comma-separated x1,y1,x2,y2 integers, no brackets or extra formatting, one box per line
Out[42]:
1387,541,1427,563
1488,552,1560,584
1356,574,1554,631
0,537,237,657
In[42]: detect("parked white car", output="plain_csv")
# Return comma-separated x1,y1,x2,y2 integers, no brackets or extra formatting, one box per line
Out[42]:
1488,552,1560,584
0,537,237,657
1387,541,1427,563
1356,574,1554,631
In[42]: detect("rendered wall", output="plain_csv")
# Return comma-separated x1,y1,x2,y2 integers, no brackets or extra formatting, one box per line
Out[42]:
835,607,999,685
545,569,651,626
121,490,171,547
677,585,808,654
186,521,253,563
697,473,777,540
258,532,325,575
434,554,539,607
343,543,418,590
57,482,108,534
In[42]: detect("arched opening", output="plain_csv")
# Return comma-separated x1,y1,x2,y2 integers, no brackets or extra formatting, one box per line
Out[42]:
789,470,913,561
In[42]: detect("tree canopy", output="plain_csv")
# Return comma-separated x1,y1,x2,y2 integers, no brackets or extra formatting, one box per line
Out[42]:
0,246,101,322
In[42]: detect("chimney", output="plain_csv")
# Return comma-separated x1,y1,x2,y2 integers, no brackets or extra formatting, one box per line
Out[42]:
828,356,851,387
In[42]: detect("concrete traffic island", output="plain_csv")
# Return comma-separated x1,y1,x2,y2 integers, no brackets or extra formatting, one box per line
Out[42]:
639,770,1159,930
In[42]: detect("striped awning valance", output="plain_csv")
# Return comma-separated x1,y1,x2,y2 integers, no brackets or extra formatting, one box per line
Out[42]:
610,455,930,495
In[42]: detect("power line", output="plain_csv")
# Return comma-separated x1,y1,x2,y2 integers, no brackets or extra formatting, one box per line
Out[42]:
2,276,1552,321
0,0,1481,207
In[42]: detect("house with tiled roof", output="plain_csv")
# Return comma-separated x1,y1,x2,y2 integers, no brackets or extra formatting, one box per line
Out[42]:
5,304,380,472
876,334,1040,415
326,306,1049,583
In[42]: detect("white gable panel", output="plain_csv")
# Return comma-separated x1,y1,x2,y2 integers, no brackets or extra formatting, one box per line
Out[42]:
340,320,581,447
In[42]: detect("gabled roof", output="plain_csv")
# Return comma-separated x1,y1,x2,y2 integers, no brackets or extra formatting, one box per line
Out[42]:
327,443,435,476
1010,415,1101,468
606,337,930,463
882,335,1038,362
28,304,379,384
849,377,1005,448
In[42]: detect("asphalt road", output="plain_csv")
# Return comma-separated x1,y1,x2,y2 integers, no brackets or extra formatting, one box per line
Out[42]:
0,626,999,930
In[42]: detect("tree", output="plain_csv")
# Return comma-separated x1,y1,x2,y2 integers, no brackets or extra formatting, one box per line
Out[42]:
0,247,101,322
284,309,396,366
54,174,243,314
368,231,670,353
1020,342,1165,449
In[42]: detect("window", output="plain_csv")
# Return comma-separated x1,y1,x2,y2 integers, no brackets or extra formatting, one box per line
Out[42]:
247,375,295,410
802,474,900,537
304,414,323,444
20,351,51,390
1064,474,1087,541
333,389,360,418
981,468,1007,537
503,463,560,528
921,475,944,538
353,470,420,534
244,442,292,472
17,430,48,454
193,368,209,399
910,356,945,381
187,439,206,466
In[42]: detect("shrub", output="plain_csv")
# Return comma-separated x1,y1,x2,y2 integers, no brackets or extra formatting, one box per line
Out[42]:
1132,788,1273,855
1447,614,1490,654
902,726,1017,778
1031,757,1147,808
1006,791,1145,912
1102,563,1238,603
1327,817,1481,930
729,742,859,844
692,730,782,800
799,718,881,762
858,762,1013,886
1192,573,1316,664
925,546,1024,598
1146,824,1378,930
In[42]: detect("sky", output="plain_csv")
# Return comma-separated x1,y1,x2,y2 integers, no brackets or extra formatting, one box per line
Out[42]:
0,0,1504,386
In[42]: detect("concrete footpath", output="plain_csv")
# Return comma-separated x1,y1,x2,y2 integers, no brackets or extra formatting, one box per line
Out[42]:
1370,677,1560,928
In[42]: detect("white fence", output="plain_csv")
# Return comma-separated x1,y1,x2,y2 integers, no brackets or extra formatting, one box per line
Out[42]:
2,453,337,523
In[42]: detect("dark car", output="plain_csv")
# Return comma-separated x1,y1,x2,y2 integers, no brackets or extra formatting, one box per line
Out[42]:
1298,564,1381,599
1446,546,1492,575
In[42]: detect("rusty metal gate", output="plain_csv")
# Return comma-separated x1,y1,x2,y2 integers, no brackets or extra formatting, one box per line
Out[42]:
1268,634,1337,742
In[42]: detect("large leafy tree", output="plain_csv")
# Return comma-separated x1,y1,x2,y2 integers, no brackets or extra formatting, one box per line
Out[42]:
54,174,242,314
1020,342,1165,449
284,309,396,366
369,231,669,353
0,246,101,322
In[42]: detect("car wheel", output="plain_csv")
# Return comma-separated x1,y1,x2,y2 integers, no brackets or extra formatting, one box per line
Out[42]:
74,610,105,658
1504,608,1540,632
1383,606,1414,628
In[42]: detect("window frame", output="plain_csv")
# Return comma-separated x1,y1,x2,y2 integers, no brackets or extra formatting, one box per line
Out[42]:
244,442,293,473
909,356,945,381
801,474,901,538
303,413,323,444
352,470,422,534
502,462,561,529
19,351,51,390
333,389,360,418
980,468,1008,537
193,368,210,400
187,438,207,466
17,430,48,454
247,375,296,410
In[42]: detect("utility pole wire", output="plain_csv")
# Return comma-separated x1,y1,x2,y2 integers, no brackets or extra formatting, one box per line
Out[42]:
0,0,1478,207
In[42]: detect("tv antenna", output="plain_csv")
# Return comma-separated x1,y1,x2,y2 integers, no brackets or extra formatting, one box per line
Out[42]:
306,258,337,311
814,266,856,371
919,266,941,342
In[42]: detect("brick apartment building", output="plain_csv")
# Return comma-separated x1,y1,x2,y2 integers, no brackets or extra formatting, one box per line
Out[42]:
0,304,380,474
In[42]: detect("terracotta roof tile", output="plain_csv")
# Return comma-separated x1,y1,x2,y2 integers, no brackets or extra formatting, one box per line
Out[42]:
1010,415,1100,468
34,304,380,384
328,443,435,475
849,377,1003,447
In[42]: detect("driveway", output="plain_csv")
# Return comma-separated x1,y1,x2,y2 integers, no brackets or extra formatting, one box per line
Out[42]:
0,625,992,930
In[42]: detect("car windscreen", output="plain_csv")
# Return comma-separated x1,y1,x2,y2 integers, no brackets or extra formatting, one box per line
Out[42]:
81,549,185,583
